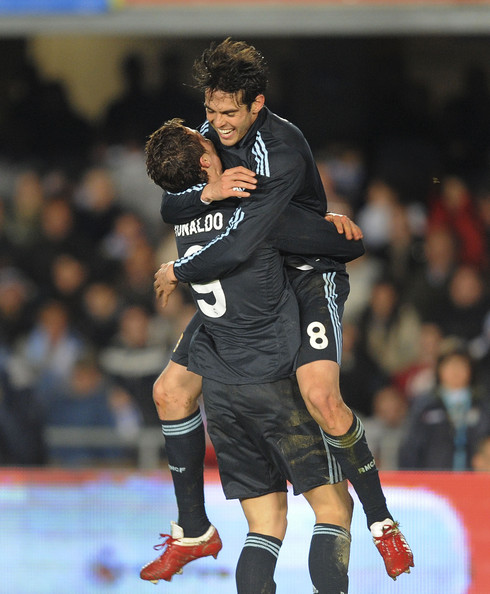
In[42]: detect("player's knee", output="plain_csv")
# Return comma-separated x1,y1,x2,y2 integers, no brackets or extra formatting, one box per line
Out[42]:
152,371,199,419
303,384,343,421
249,510,287,540
311,493,353,530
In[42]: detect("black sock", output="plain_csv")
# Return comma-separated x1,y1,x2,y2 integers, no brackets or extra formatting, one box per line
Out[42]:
235,533,282,594
321,414,392,528
309,524,351,594
162,409,210,537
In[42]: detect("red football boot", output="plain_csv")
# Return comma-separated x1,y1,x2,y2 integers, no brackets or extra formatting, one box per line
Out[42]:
140,522,222,584
372,520,414,580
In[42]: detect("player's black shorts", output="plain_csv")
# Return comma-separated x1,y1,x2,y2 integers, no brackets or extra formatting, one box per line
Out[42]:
287,267,350,368
202,375,344,500
170,312,201,367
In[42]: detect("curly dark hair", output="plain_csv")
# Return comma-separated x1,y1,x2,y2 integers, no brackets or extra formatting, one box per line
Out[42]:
192,38,268,108
145,118,207,193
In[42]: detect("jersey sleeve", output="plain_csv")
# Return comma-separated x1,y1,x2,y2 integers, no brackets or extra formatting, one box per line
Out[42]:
272,204,365,262
173,150,305,283
160,184,210,224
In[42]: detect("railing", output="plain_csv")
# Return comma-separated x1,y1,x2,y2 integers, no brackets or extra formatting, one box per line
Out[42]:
44,426,165,469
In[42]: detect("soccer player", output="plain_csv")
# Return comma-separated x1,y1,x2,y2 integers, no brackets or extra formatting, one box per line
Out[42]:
143,39,413,583
143,119,354,593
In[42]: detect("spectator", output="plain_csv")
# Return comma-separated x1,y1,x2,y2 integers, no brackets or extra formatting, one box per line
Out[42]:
357,277,422,375
393,322,444,402
339,321,389,417
10,299,87,392
363,385,409,471
431,264,489,344
45,355,140,466
378,202,425,292
73,167,122,247
356,179,400,257
117,239,158,311
0,368,46,465
78,281,121,349
0,267,37,346
471,435,490,471
99,304,172,425
22,196,93,289
405,226,458,322
399,345,490,470
47,253,90,319
4,170,44,251
0,198,17,269
343,252,384,324
100,53,155,147
427,175,486,268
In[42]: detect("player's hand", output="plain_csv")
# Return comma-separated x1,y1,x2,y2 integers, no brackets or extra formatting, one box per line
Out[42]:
325,212,363,241
202,166,257,202
154,262,179,309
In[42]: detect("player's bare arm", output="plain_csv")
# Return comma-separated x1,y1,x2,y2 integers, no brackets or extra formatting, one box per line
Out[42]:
154,262,179,308
201,166,257,202
325,212,364,241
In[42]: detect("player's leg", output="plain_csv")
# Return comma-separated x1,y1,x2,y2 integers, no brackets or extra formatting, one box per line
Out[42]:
140,315,222,583
201,378,294,593
236,493,287,594
290,267,413,579
234,375,352,593
303,482,352,594
154,360,210,536
296,358,392,527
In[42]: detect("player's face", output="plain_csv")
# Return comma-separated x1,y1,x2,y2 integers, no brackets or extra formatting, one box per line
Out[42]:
204,90,263,146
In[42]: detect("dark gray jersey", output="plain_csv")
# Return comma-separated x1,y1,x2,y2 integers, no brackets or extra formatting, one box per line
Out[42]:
174,202,300,384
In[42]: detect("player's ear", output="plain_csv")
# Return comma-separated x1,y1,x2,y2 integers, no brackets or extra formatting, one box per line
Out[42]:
200,154,211,169
251,94,265,114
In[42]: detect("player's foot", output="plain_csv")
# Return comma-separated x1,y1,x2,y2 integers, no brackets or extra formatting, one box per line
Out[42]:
371,519,414,580
140,521,222,583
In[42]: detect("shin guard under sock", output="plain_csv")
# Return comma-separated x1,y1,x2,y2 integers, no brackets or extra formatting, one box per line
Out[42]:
321,414,392,528
236,533,282,594
309,524,351,594
162,409,210,537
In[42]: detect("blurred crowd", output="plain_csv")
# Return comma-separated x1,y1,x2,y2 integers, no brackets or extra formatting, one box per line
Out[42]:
0,50,489,471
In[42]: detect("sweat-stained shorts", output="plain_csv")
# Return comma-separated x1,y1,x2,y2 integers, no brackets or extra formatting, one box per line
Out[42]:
201,375,344,500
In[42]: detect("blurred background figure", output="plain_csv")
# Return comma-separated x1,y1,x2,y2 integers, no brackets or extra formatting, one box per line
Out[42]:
363,385,409,471
0,368,45,465
10,299,87,395
339,320,388,417
405,226,458,322
431,264,489,344
393,322,444,402
357,277,422,376
99,304,173,426
100,53,154,147
426,175,486,268
399,344,490,470
471,435,490,472
45,355,141,467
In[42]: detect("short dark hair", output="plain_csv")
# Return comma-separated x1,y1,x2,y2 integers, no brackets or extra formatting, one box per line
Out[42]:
145,118,207,192
192,37,268,108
